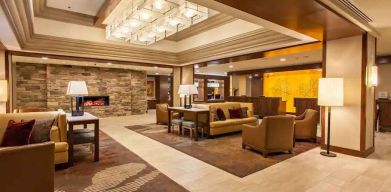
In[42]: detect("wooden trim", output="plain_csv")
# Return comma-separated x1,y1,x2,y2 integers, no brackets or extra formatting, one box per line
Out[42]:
10,51,174,69
166,14,237,41
360,33,368,151
320,144,374,158
227,63,322,76
376,55,391,65
4,50,10,113
95,0,121,27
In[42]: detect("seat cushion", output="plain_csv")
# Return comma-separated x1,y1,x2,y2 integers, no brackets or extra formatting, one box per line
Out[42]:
54,142,68,153
210,117,257,128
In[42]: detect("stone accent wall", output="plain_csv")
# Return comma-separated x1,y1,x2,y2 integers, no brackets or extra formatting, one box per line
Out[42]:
15,63,147,117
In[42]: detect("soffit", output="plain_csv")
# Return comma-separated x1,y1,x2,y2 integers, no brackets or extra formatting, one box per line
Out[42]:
46,0,106,16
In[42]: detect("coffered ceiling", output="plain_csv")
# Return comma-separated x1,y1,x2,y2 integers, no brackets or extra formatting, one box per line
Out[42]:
0,0,317,66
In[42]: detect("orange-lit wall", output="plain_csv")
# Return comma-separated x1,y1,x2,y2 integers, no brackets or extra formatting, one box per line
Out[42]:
263,69,322,112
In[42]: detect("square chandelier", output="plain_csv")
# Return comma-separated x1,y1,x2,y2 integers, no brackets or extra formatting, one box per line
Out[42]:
106,0,209,45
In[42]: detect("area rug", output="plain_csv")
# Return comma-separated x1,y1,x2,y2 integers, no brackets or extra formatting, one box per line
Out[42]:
126,124,319,178
54,131,187,192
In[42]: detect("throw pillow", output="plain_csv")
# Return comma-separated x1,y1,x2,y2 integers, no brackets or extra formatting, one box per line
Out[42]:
241,107,248,118
211,109,220,121
229,108,243,119
1,119,36,147
29,119,55,144
216,108,226,121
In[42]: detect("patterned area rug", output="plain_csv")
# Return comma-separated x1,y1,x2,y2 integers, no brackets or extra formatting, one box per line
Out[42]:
126,124,319,178
54,132,187,192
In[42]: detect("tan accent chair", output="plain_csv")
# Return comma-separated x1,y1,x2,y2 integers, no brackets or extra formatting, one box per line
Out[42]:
0,110,68,165
294,109,319,142
156,103,180,124
0,142,54,192
242,116,295,157
209,102,257,136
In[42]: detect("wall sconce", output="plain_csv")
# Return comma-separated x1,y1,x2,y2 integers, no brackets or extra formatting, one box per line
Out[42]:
0,80,8,102
370,65,378,87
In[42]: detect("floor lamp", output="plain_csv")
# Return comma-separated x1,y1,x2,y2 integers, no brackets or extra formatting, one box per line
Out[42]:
318,78,344,157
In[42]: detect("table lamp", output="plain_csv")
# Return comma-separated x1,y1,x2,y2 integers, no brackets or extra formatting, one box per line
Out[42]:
318,78,344,157
67,81,88,116
178,84,198,109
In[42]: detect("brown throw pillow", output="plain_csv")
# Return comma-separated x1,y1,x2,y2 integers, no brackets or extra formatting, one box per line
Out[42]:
216,108,226,121
29,119,55,144
229,108,243,119
241,107,248,118
1,120,35,147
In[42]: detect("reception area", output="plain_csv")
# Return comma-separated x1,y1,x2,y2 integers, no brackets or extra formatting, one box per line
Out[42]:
0,0,390,191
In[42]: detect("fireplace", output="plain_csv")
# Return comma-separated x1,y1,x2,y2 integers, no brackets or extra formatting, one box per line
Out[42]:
77,96,110,107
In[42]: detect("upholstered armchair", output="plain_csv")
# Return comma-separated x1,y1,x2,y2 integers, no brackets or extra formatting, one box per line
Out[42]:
0,142,54,192
242,116,295,157
294,109,319,142
156,103,180,124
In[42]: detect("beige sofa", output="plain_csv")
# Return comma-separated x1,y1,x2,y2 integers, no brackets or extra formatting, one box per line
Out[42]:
0,110,68,165
208,102,257,136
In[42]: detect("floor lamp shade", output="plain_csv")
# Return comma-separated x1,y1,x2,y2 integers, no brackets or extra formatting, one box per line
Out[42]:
318,78,344,107
318,78,344,157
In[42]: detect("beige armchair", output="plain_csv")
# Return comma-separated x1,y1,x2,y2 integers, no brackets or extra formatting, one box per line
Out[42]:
156,103,170,124
242,116,295,157
0,142,54,192
294,109,319,142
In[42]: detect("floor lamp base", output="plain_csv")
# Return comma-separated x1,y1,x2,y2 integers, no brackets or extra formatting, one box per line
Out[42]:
320,151,337,157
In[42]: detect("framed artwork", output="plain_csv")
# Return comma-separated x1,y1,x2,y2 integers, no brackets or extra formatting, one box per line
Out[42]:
147,77,155,99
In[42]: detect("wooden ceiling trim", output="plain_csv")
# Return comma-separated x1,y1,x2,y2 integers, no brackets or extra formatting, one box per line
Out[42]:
165,14,237,41
95,0,121,28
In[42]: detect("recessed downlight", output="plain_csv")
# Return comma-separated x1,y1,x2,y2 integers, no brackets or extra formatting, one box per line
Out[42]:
155,72,159,75
194,64,199,69
154,66,158,69
280,58,286,62
41,57,49,60
229,65,234,69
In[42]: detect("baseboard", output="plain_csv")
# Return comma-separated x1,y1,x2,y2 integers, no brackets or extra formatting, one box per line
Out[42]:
320,144,374,158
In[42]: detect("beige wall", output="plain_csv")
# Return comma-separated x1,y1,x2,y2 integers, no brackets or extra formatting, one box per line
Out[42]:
326,35,363,151
0,51,6,113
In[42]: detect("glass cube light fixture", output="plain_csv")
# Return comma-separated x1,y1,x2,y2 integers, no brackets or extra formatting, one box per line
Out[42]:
106,0,209,45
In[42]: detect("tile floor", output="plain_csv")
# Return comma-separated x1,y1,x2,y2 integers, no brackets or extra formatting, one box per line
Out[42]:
94,111,391,192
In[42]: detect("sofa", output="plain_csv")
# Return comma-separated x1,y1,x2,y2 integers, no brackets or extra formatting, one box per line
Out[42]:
242,115,295,157
0,110,68,165
208,102,257,136
0,142,54,192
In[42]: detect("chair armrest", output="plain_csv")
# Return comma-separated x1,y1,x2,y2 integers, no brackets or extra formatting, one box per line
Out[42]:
50,126,61,142
242,124,265,149
0,142,54,192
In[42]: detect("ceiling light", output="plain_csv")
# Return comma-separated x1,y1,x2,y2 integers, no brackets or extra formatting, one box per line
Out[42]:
139,36,147,42
148,32,155,38
280,58,287,62
229,65,234,69
194,64,199,69
140,12,151,20
184,9,195,18
154,66,158,69
41,57,49,60
169,19,180,26
155,72,159,75
153,1,164,10
129,21,139,28
157,26,166,33
196,70,200,73
107,62,112,65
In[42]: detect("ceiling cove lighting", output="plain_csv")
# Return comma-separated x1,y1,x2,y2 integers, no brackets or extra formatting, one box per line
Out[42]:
106,0,209,46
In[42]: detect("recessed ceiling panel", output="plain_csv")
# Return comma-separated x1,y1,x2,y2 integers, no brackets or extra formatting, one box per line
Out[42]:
46,0,106,16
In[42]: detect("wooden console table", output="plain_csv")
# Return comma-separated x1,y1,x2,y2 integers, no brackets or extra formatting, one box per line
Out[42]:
66,112,99,166
167,107,209,141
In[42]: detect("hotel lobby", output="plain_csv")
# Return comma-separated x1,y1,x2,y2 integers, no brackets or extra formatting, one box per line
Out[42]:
1,0,391,191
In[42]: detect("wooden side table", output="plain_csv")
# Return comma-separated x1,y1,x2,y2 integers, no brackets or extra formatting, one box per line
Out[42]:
66,112,99,166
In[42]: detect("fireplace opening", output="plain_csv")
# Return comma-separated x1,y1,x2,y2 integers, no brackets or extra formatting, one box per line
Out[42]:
78,96,110,107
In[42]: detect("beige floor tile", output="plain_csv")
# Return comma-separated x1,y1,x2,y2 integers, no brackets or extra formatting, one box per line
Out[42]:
305,182,341,192
341,176,383,192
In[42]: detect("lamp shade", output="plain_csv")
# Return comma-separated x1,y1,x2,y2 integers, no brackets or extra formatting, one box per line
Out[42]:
318,78,344,107
66,81,88,96
0,80,8,102
178,84,198,95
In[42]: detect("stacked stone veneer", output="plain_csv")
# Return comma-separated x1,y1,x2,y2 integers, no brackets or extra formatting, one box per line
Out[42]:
15,63,147,117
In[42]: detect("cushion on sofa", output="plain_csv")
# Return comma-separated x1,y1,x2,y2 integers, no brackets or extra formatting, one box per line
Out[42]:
210,117,257,128
1,120,36,147
30,119,55,144
216,108,226,121
229,108,243,119
241,107,248,118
